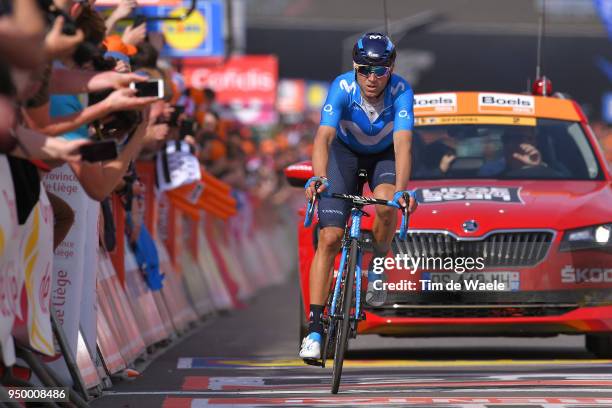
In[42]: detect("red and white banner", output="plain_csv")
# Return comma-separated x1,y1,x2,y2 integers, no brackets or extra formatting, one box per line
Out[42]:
183,56,278,125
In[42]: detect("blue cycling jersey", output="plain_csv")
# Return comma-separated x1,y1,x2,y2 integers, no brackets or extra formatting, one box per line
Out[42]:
320,71,414,154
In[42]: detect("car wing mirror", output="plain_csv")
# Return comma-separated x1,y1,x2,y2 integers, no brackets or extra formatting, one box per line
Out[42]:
284,161,314,188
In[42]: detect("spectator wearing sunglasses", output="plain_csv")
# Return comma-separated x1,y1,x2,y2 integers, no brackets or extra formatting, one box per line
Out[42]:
299,32,418,361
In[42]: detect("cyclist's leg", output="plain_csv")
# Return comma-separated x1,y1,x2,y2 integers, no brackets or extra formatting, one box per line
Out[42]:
364,148,397,306
300,139,358,359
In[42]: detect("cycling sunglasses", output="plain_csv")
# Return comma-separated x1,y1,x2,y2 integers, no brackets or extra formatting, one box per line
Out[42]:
354,63,391,78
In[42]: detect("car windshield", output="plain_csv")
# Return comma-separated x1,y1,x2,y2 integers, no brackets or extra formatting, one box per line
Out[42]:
411,118,603,180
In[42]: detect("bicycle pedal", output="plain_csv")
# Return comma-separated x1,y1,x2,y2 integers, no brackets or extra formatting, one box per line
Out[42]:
302,358,323,367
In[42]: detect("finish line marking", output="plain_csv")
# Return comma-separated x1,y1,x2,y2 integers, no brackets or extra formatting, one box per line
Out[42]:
159,397,612,407
181,374,612,391
103,388,612,396
177,357,612,369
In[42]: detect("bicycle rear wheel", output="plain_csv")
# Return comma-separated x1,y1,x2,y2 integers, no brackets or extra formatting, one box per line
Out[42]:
331,238,358,394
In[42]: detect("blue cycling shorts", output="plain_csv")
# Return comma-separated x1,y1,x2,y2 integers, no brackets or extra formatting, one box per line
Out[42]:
318,138,396,229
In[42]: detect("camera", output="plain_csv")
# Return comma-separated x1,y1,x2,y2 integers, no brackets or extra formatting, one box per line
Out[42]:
36,0,102,66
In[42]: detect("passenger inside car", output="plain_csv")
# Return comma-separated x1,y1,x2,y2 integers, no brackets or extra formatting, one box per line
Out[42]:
412,122,592,180
479,129,569,178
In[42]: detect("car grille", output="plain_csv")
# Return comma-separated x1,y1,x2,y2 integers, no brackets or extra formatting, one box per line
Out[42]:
392,230,553,268
370,305,577,318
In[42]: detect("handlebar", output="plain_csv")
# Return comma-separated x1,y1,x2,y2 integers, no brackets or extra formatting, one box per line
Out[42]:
304,176,414,240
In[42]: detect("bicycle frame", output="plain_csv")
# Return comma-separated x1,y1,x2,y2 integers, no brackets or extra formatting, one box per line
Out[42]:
329,207,365,328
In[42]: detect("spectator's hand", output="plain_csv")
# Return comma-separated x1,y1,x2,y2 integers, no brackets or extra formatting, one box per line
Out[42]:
54,138,91,163
89,71,146,91
513,143,542,166
114,60,130,74
122,24,146,47
148,100,170,125
439,153,456,173
103,88,157,112
162,103,174,122
112,0,137,21
44,16,85,60
145,122,169,144
183,135,198,149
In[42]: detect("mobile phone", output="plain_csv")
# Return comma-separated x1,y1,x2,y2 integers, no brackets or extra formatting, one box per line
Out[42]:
79,140,118,162
179,119,196,139
129,79,164,99
169,105,185,127
133,15,147,28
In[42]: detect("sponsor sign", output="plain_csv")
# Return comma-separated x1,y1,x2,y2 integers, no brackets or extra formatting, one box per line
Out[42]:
415,115,536,126
43,165,98,385
97,1,224,57
184,55,278,125
561,265,612,283
478,93,535,115
414,93,457,114
416,187,523,204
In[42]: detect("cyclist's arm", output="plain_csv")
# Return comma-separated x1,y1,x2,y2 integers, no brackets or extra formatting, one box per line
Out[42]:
392,86,415,191
394,130,413,191
314,75,348,178
312,125,336,178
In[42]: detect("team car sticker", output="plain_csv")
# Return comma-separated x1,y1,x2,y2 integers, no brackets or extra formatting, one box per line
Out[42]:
415,187,524,204
414,93,458,114
478,93,535,115
415,115,536,126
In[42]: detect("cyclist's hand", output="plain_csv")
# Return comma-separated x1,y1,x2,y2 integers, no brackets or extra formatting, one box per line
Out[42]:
305,177,327,200
394,191,418,213
407,194,418,213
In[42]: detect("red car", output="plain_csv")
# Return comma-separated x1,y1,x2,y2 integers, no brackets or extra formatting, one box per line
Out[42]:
286,91,612,357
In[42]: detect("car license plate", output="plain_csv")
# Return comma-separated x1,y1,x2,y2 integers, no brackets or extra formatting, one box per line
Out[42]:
421,271,520,291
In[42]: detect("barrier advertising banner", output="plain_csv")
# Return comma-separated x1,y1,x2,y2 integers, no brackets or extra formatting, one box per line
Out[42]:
43,164,98,384
0,156,18,365
21,189,54,356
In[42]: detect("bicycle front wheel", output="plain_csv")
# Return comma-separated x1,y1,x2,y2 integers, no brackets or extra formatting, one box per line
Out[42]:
331,238,358,394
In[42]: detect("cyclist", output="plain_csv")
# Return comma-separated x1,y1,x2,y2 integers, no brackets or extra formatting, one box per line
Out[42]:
299,32,418,360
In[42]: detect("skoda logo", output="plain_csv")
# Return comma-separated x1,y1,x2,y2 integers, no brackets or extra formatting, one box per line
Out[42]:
462,220,478,233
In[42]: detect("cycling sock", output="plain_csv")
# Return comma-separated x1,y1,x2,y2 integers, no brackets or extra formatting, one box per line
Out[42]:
308,304,324,337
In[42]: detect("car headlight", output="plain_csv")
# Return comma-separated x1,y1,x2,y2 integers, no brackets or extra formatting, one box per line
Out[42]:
560,223,612,251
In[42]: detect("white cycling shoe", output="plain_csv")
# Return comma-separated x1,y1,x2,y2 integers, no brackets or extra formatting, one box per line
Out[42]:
299,332,322,359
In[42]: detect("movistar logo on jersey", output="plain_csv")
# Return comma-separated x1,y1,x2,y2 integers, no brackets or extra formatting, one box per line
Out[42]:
339,79,356,95
391,82,405,96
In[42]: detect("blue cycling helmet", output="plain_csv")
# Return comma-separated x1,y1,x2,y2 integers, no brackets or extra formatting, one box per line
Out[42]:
352,32,396,67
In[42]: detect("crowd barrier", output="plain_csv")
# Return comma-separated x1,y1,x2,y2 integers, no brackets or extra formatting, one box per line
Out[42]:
0,156,297,402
